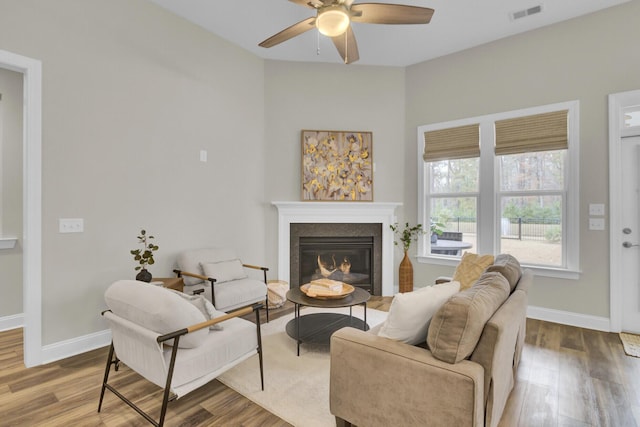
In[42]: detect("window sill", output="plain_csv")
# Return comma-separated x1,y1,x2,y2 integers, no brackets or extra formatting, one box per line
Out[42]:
417,255,581,280
0,238,17,250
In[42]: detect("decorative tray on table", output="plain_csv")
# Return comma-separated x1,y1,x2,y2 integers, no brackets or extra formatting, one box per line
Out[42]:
300,279,355,299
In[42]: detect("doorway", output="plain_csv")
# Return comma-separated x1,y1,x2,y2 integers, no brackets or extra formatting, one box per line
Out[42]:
609,89,640,334
0,49,42,367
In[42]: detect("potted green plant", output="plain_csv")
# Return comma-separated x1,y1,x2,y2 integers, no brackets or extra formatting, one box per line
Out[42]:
390,222,425,293
430,219,445,243
130,229,158,282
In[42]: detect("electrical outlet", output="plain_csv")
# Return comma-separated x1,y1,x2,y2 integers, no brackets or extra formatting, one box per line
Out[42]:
589,218,605,231
589,203,605,216
199,150,208,162
59,218,84,233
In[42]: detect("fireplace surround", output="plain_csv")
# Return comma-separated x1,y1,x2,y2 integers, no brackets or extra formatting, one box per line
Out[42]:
273,202,401,296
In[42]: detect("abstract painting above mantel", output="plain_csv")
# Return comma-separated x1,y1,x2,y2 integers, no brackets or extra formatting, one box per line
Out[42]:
301,130,373,201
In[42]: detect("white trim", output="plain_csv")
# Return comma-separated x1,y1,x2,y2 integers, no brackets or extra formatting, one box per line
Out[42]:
527,305,610,332
417,100,580,278
0,50,42,367
272,201,401,296
608,89,640,333
0,313,24,332
41,329,112,365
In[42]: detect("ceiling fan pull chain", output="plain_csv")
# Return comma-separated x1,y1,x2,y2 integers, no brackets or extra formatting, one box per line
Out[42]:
317,30,320,56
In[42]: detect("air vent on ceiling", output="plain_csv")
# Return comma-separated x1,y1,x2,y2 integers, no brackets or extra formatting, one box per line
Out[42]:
510,4,543,21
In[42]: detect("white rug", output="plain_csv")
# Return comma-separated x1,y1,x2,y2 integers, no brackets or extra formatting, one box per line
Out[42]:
217,306,388,427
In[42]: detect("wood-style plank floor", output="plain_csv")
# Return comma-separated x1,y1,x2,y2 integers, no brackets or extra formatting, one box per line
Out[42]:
1,297,639,426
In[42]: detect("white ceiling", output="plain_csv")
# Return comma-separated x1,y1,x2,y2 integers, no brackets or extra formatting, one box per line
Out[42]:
148,0,630,67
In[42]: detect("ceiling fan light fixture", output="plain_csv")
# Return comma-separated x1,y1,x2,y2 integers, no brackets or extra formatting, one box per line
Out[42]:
316,6,350,37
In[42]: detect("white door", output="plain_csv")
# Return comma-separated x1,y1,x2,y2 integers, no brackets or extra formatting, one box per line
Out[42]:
620,136,640,333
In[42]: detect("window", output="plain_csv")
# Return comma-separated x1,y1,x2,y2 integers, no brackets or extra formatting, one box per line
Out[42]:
418,101,580,278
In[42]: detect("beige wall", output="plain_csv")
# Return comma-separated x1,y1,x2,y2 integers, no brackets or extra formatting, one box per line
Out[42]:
263,60,407,276
405,1,640,317
0,68,23,317
0,0,266,344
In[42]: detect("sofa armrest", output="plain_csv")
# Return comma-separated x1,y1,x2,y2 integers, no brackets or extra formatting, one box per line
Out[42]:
330,327,485,427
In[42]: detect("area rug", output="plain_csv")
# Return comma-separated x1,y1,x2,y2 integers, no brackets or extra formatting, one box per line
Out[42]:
217,306,388,427
619,332,640,358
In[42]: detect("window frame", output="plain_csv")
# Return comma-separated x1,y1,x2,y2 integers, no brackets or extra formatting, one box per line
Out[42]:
417,100,580,279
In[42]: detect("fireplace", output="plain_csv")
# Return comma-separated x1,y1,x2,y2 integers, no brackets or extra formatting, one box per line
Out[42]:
291,223,381,294
273,202,401,296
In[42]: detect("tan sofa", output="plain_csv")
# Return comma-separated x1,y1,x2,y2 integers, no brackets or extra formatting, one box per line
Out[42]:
330,255,532,427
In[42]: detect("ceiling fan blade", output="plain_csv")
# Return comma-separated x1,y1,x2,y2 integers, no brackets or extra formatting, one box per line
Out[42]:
331,26,359,64
259,17,316,48
288,0,322,8
350,3,434,24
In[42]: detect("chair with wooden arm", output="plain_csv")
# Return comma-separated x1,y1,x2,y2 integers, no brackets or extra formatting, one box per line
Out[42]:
98,280,264,427
174,247,270,322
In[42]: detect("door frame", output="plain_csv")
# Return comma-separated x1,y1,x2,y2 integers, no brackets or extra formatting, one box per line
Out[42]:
609,89,640,333
0,49,42,367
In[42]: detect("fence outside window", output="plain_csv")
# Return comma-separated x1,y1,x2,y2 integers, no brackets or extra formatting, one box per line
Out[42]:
441,217,562,242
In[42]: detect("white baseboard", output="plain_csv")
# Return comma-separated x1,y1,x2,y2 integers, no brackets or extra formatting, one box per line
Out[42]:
0,313,24,332
527,305,611,332
41,329,111,365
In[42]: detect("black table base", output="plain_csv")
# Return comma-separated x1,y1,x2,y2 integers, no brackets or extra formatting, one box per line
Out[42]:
285,312,369,355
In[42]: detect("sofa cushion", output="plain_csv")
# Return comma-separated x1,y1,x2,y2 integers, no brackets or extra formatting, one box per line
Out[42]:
378,281,460,345
486,254,522,292
105,280,209,348
201,259,248,283
452,252,495,290
427,272,510,363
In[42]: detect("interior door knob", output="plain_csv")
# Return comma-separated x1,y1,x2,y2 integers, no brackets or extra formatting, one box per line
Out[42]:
622,241,639,248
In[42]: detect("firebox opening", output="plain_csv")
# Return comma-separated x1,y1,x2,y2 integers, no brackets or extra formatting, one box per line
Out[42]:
299,236,373,293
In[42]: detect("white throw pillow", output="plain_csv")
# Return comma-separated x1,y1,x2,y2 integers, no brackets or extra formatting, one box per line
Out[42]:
201,259,248,283
378,281,461,345
168,289,225,330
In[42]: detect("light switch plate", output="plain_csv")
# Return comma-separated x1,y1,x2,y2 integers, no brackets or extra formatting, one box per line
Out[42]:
589,203,605,216
59,218,84,233
589,218,605,231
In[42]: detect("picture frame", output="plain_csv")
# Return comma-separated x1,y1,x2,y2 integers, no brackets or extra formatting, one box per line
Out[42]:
301,130,373,201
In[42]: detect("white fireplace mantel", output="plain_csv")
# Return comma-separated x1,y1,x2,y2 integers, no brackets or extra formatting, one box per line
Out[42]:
272,201,402,296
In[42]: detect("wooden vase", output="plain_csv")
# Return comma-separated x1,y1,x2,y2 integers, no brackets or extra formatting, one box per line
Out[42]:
399,250,413,293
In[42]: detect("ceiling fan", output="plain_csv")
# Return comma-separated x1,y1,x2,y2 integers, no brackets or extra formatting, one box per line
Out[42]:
258,0,434,64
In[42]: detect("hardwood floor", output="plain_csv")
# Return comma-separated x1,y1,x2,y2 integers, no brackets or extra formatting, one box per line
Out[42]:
1,298,638,426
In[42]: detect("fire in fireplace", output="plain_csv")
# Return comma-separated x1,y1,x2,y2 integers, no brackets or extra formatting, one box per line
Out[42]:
299,236,373,292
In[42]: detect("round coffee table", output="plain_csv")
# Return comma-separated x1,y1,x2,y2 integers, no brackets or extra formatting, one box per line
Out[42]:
286,286,371,356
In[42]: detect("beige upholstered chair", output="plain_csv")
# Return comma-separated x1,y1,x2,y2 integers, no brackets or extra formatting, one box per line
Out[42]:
174,247,270,322
98,280,264,427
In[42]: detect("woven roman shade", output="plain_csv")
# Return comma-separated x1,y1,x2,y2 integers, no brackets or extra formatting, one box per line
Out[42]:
423,124,480,162
495,110,568,155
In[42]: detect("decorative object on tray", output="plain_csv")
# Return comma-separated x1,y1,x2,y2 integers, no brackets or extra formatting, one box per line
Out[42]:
130,229,159,283
390,222,425,293
301,130,373,201
301,279,355,299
